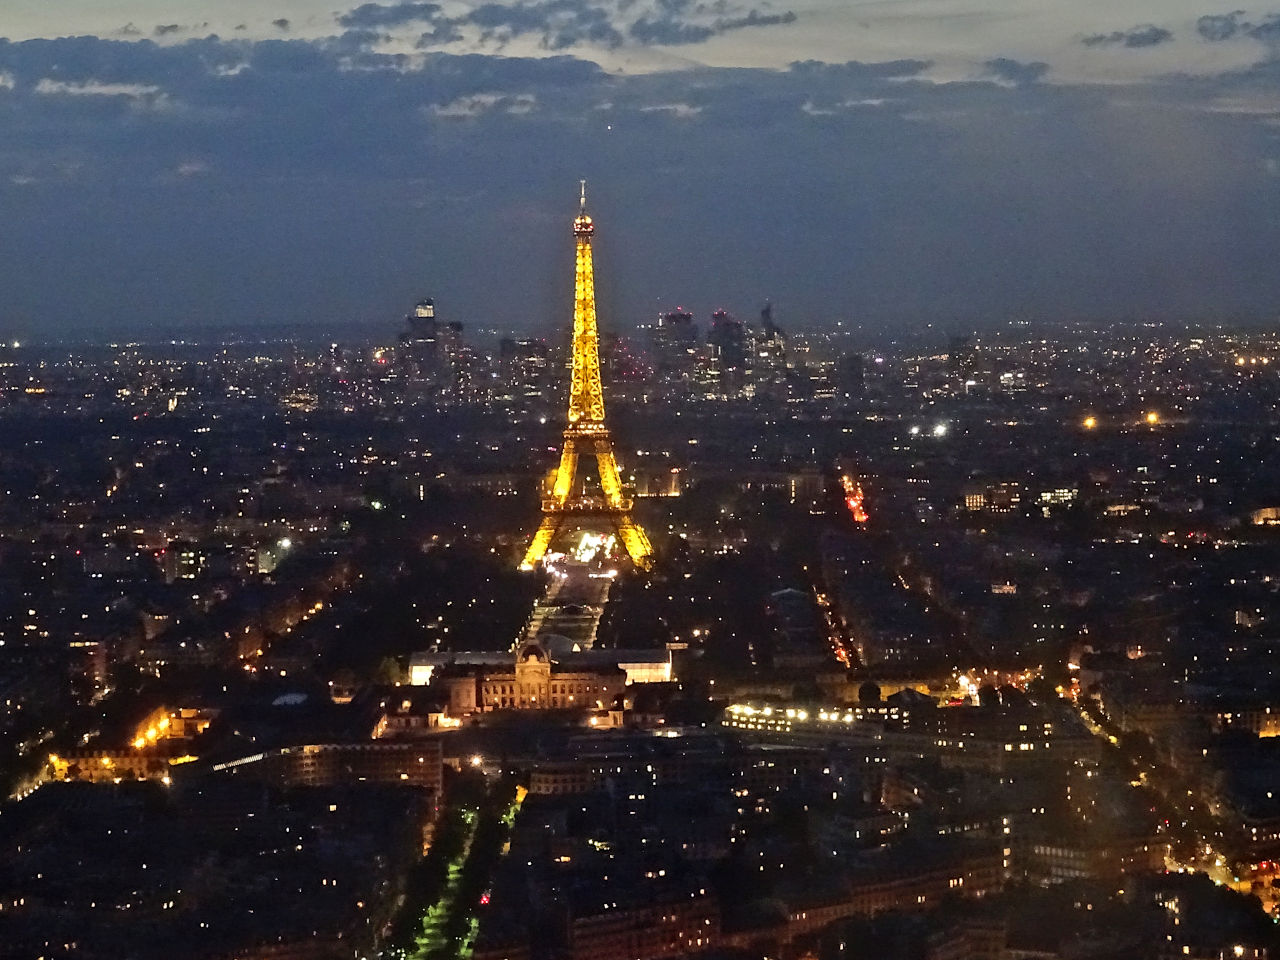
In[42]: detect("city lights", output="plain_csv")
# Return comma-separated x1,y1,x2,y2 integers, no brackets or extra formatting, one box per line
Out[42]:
2,175,1277,958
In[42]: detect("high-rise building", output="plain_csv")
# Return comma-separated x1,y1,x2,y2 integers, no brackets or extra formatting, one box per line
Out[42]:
708,309,747,370
399,297,473,400
708,309,750,398
654,309,698,355
499,337,550,400
837,352,865,402
648,309,700,394
753,302,788,401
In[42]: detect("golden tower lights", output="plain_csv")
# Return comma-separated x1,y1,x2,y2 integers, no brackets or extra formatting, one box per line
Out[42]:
520,183,653,571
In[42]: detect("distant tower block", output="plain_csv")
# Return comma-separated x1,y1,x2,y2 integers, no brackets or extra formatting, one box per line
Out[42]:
521,183,653,571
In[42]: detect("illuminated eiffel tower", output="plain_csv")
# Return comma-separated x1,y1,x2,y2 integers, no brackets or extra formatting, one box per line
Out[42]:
520,183,653,571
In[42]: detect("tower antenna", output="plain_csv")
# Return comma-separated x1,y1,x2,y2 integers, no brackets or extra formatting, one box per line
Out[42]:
579,178,587,213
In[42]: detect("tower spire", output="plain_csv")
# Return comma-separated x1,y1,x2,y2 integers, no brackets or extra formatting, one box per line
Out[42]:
520,187,653,572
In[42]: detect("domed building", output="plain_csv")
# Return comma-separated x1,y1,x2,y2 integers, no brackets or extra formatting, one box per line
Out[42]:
439,639,628,715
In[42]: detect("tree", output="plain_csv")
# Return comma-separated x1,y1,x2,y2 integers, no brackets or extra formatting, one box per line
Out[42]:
374,655,403,685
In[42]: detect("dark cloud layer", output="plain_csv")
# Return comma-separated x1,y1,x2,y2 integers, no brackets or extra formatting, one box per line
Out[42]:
1,33,1279,334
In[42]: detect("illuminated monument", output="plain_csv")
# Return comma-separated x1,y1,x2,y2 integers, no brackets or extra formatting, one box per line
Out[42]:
520,184,653,571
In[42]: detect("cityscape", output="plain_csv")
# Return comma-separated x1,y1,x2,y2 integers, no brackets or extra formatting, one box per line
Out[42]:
2,185,1280,960
6,2,1280,958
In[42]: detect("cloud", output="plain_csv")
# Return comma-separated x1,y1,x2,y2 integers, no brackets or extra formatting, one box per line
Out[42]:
1197,11,1246,42
639,101,701,116
465,1,625,50
334,0,794,51
272,19,292,32
716,10,797,32
628,16,713,44
338,0,629,51
985,57,1048,85
428,91,539,116
33,78,163,99
154,25,184,37
1191,11,1280,45
628,5,796,45
417,23,466,47
1247,14,1280,42
799,99,834,115
1082,24,1173,48
339,3,444,29
789,59,931,80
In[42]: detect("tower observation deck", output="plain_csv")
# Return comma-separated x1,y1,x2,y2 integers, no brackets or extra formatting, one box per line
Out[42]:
520,184,654,571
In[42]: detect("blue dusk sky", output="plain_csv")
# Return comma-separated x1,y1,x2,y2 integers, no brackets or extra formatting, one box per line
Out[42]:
2,1,1280,335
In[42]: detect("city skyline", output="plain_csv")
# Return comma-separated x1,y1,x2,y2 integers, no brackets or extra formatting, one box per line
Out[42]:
6,311,1280,958
3,3,1280,333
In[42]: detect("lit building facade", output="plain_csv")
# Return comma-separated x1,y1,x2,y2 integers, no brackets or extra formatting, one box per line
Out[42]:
443,640,626,714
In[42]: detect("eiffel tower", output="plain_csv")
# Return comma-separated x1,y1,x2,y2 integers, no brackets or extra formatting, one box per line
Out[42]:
520,183,653,571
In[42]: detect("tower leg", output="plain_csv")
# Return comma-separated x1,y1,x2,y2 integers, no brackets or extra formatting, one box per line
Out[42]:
521,515,563,570
614,514,653,571
592,436,626,509
551,437,579,505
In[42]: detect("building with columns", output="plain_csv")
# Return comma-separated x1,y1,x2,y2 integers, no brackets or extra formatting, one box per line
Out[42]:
438,640,629,715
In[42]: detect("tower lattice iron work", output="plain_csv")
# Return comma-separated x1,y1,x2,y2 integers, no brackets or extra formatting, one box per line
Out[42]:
520,184,653,571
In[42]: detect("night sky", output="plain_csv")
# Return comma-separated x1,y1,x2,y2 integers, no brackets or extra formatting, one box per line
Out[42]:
3,1,1280,336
